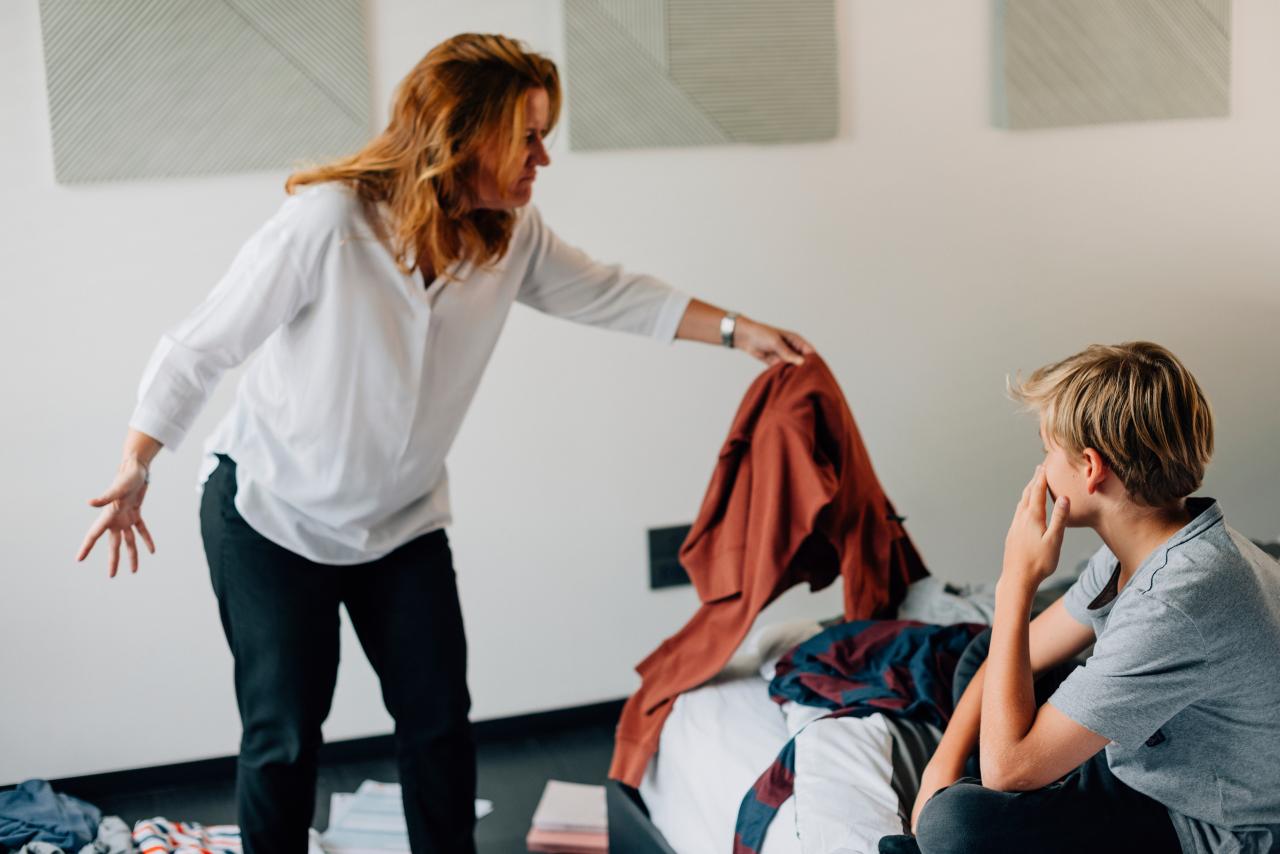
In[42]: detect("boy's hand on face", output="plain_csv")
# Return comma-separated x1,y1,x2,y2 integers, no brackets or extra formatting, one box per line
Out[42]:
1002,465,1070,592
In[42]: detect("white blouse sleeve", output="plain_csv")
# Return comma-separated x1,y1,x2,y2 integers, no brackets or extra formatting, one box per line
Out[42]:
128,202,325,451
516,206,691,341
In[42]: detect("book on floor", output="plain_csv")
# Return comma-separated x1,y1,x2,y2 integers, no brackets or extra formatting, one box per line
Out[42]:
525,825,609,853
526,780,607,853
320,780,493,853
530,780,606,832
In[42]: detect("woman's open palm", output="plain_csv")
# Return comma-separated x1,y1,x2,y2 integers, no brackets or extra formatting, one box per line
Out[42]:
77,460,156,577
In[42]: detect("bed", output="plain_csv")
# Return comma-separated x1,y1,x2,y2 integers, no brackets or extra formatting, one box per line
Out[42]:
637,670,945,854
605,574,1087,854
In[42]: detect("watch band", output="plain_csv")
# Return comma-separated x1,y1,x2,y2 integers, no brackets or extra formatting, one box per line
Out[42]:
720,311,739,348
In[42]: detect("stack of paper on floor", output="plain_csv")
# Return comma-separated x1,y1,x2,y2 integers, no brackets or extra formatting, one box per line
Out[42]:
320,780,493,853
526,780,607,853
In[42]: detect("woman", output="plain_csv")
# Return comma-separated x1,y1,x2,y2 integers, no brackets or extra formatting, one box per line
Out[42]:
76,33,813,854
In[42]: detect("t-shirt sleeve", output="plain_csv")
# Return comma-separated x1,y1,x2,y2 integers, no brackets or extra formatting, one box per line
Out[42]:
515,206,691,341
1048,594,1209,749
1061,547,1114,626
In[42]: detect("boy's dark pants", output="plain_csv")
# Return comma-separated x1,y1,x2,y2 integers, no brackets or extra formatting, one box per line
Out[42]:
880,629,1182,854
200,455,476,854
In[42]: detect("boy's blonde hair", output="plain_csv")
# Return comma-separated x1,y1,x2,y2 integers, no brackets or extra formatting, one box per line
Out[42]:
1009,342,1214,507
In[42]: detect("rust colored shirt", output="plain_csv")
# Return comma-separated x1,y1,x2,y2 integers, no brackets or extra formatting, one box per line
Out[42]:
609,355,929,786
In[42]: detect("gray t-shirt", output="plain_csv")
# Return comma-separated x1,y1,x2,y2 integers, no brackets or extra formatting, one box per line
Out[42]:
1049,498,1280,854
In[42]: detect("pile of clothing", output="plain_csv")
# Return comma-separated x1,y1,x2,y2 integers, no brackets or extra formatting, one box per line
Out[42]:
0,779,262,854
1,776,497,854
0,780,128,854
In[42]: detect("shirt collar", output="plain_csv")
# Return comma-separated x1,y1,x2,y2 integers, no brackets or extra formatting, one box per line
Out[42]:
1132,496,1222,594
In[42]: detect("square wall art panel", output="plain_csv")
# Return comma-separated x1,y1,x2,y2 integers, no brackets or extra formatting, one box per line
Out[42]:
39,0,371,183
994,0,1231,130
565,0,838,151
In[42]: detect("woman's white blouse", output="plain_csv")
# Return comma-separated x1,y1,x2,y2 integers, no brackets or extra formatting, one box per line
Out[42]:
129,184,690,564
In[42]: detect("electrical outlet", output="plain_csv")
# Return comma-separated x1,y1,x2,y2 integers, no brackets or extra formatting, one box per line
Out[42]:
648,524,692,589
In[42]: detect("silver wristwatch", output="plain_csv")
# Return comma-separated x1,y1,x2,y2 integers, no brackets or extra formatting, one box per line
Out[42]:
720,311,739,348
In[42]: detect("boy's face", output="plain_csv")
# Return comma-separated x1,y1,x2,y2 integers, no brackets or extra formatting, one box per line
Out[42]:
1039,419,1087,526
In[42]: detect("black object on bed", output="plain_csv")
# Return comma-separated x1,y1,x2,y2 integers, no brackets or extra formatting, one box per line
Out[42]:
606,780,678,854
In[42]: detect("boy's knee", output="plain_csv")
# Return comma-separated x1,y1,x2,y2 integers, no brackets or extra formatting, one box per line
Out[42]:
914,782,996,854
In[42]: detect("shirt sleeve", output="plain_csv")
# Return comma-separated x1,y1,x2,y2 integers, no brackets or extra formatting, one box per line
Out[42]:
516,206,691,341
128,203,323,451
1047,594,1209,749
1061,547,1114,626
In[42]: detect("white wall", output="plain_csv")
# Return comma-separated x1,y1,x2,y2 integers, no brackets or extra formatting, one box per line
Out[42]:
2,0,1277,784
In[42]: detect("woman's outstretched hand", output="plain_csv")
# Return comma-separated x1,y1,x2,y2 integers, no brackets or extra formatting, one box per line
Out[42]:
733,317,815,367
674,300,816,365
77,456,157,577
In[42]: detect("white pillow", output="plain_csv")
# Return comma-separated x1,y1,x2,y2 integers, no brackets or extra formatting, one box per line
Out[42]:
792,714,904,854
714,618,825,683
753,618,825,681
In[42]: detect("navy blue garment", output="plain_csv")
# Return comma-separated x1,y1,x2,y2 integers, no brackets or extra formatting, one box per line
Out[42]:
0,779,100,851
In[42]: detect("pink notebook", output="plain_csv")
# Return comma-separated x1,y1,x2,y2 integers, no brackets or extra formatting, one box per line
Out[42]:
525,826,608,853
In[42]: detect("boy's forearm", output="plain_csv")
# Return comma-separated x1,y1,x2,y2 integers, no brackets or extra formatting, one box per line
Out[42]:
934,660,986,767
979,579,1039,783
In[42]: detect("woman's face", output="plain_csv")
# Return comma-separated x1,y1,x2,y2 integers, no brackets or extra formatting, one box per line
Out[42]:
470,87,552,211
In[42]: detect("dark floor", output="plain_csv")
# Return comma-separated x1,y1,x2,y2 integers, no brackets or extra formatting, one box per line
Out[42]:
76,720,617,854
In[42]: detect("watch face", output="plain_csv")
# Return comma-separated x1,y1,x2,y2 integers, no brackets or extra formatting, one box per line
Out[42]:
720,313,736,347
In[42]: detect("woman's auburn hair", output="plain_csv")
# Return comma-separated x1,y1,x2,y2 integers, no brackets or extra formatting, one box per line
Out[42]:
286,33,561,277
1009,341,1214,507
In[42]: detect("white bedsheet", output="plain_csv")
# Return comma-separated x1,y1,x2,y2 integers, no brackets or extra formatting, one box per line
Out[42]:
791,714,904,854
639,674,803,854
639,676,910,854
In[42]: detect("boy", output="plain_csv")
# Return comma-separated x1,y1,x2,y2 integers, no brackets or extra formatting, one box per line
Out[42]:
896,342,1280,854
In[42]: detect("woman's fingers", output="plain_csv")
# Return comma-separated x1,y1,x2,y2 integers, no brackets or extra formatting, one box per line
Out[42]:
783,330,815,356
108,529,121,579
778,330,805,364
77,514,109,561
88,486,122,508
90,465,146,508
740,319,810,367
81,470,153,573
80,506,155,572
123,528,139,574
136,519,156,554
769,332,804,366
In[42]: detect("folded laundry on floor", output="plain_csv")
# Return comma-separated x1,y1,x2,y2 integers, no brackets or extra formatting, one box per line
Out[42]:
132,818,240,854
78,817,132,854
733,619,987,854
321,780,492,853
0,777,495,854
12,817,130,854
132,818,332,854
0,779,101,852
